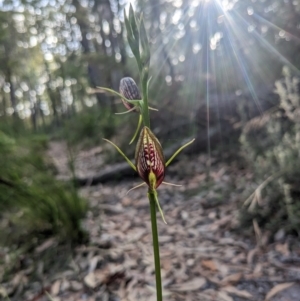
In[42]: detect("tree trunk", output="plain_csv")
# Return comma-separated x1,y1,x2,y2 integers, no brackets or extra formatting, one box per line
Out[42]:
44,59,59,126
72,0,109,106
37,96,46,129
29,92,37,131
5,67,17,118
0,90,7,117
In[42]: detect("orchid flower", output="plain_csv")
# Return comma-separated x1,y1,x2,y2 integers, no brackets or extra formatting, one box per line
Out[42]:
103,125,195,224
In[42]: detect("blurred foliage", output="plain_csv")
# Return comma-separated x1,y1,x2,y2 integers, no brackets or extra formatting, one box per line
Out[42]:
56,106,119,148
0,130,88,245
1,0,300,134
240,68,300,234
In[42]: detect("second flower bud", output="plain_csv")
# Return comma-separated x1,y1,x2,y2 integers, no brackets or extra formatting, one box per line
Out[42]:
119,77,141,111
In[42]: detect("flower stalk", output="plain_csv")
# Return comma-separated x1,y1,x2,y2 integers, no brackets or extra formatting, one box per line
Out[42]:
149,190,163,301
101,5,195,301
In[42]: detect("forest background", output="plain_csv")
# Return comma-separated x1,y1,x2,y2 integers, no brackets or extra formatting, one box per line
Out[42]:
1,0,300,300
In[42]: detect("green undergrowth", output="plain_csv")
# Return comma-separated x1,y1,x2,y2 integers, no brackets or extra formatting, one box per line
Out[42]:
55,106,120,149
0,128,89,299
0,130,88,246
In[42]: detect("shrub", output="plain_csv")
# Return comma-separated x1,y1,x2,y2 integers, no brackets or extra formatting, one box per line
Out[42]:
240,69,300,234
58,106,119,148
0,131,88,244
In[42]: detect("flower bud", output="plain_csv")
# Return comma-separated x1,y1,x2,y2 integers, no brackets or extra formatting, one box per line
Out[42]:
119,77,141,111
135,127,165,190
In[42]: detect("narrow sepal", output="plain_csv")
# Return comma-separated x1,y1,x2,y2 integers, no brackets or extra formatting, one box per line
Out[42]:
162,181,182,187
96,87,140,105
126,182,146,195
96,85,142,114
115,107,137,115
103,138,136,171
166,138,195,167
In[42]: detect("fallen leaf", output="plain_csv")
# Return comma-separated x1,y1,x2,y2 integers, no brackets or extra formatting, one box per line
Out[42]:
35,238,57,253
70,281,83,291
275,243,290,257
201,260,218,271
11,273,23,288
169,277,207,292
121,197,132,207
88,256,100,273
0,287,8,298
210,216,232,231
265,282,294,300
220,273,242,286
49,297,60,301
231,252,246,264
84,273,98,289
161,258,172,273
222,286,253,299
247,248,258,265
253,219,262,246
253,263,263,276
60,279,70,292
50,280,61,296
146,285,172,297
218,291,234,301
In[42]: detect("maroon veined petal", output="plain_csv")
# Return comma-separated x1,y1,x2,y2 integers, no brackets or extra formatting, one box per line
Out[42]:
119,77,141,111
135,126,165,190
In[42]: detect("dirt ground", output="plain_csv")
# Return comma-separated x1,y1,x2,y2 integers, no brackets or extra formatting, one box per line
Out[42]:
2,141,300,301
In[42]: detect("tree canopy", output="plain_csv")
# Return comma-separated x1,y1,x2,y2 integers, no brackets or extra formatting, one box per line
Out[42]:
0,0,299,130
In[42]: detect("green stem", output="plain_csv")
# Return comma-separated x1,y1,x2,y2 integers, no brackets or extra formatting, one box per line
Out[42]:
148,190,163,301
141,75,150,128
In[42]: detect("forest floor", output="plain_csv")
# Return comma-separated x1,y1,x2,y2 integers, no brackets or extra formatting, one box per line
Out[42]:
2,141,300,301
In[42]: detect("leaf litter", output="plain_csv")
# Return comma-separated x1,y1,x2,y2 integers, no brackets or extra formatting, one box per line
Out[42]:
1,142,300,301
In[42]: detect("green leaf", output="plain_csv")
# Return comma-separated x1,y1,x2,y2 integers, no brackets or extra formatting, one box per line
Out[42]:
139,18,150,66
124,8,139,59
124,9,132,37
129,4,140,44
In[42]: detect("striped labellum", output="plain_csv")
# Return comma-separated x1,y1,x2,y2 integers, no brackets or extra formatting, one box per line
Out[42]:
135,126,165,190
119,77,141,111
